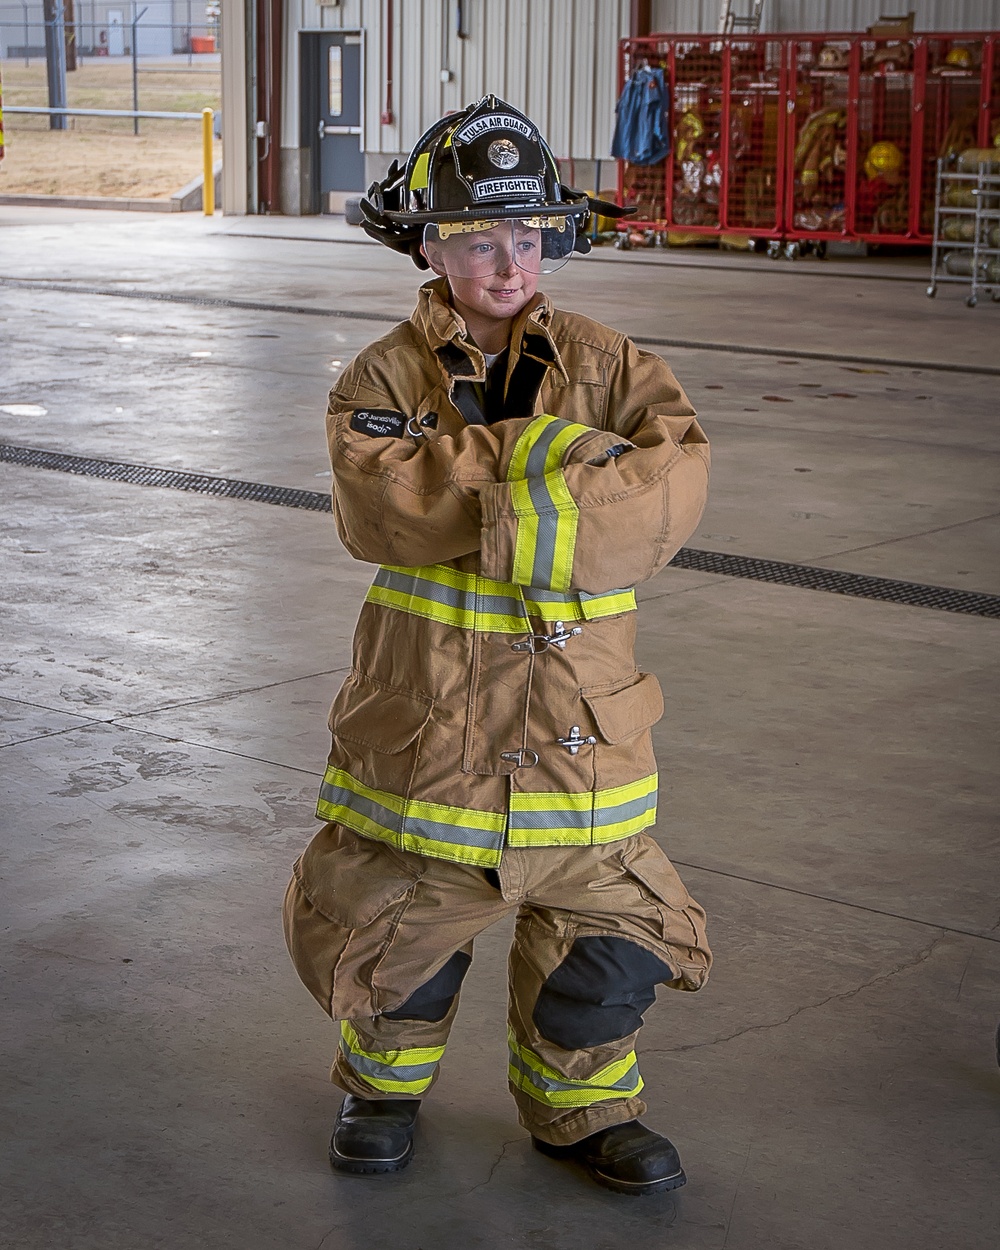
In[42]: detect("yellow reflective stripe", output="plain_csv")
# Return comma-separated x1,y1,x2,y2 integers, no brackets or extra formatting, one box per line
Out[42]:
340,1022,443,1095
508,417,590,590
405,794,506,832
546,469,579,593
510,477,541,586
544,419,593,472
578,589,636,620
507,774,658,847
410,150,430,191
366,564,636,630
510,1033,640,1086
366,583,485,631
509,471,579,592
342,1021,446,1067
317,766,506,868
397,833,498,866
507,414,553,482
507,1031,644,1107
507,414,592,483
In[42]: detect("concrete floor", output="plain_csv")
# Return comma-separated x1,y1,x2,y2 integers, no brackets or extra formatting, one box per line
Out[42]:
1,208,998,1250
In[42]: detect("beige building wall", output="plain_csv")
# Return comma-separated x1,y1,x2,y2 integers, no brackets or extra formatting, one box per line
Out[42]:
282,0,632,161
220,0,250,214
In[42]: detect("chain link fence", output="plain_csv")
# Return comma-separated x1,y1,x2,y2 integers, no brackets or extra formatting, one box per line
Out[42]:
0,5,221,198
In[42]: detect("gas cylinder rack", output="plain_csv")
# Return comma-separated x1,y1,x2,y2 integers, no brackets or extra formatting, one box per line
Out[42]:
927,153,1000,306
615,30,999,252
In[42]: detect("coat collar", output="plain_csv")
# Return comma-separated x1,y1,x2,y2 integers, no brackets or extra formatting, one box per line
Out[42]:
411,278,569,385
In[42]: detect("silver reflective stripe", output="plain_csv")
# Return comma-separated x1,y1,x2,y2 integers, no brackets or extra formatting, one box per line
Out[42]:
524,417,569,480
372,566,522,620
368,565,636,627
318,777,506,853
509,805,592,832
319,776,402,837
526,474,560,588
508,1050,642,1098
340,1037,439,1086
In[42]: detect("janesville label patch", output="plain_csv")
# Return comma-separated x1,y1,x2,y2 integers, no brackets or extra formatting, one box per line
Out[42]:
350,408,408,438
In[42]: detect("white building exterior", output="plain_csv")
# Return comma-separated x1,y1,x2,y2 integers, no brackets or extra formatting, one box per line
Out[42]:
221,0,1000,215
0,1,215,58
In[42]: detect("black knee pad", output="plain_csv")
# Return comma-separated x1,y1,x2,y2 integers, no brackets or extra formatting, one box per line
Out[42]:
382,950,472,1022
533,936,674,1050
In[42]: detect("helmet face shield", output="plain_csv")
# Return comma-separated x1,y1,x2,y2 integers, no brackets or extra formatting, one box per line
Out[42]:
422,216,576,279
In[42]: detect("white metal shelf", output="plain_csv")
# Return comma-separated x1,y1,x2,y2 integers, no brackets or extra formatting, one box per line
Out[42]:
928,156,1000,307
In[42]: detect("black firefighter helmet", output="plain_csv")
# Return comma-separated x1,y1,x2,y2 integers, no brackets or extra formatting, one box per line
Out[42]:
360,95,633,269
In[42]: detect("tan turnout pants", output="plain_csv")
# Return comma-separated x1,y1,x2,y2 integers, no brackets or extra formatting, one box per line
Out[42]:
283,823,711,1146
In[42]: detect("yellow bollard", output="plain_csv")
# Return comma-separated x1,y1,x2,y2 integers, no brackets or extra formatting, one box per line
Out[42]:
202,108,215,216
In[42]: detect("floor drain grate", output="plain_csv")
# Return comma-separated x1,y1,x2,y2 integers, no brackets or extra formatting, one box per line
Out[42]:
0,443,333,512
669,547,999,618
3,443,998,619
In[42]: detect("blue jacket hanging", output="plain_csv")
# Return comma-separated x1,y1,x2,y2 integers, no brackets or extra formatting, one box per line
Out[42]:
611,66,670,165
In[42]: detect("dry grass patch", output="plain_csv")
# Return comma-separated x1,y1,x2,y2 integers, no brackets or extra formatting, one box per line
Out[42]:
0,126,222,198
0,59,220,198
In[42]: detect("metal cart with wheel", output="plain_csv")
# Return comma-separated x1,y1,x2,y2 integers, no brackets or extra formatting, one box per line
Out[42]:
927,154,1000,306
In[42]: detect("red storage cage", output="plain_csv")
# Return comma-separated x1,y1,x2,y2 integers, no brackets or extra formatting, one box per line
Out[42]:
616,37,672,236
614,30,999,251
784,36,852,241
617,36,786,243
853,33,919,242
667,37,724,236
722,37,786,241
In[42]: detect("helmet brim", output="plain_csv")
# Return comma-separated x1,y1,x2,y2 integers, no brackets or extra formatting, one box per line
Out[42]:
383,193,590,228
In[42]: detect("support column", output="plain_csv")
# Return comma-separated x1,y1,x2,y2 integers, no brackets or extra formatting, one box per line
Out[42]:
220,0,252,213
42,0,68,131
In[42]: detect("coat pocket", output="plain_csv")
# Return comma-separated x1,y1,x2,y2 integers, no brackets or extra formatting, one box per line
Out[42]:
295,822,423,929
619,835,711,991
581,671,664,743
329,671,433,753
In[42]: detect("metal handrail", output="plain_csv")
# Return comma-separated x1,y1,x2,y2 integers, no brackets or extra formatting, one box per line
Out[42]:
4,106,204,120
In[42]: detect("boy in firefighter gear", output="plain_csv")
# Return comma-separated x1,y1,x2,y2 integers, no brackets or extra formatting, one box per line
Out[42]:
283,96,713,1197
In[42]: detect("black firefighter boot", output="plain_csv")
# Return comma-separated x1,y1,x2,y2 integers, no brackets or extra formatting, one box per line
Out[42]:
328,1095,421,1174
533,1120,687,1196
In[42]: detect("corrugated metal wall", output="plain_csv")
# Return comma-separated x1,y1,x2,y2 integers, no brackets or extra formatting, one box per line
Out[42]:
650,0,1000,34
283,0,997,160
283,0,631,160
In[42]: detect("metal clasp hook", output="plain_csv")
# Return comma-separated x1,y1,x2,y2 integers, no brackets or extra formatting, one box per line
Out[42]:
499,748,539,769
406,413,439,439
511,621,583,654
556,726,596,756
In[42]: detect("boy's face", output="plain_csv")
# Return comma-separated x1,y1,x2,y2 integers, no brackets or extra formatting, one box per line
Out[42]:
422,223,541,326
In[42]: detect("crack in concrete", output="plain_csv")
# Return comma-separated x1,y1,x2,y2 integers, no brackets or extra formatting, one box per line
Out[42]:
813,510,1000,564
955,952,975,1001
637,576,728,605
310,1223,340,1250
672,859,1000,946
108,722,325,777
700,415,1000,455
648,934,947,1055
0,721,98,751
111,665,352,722
720,1140,753,1250
0,665,352,743
458,1136,523,1198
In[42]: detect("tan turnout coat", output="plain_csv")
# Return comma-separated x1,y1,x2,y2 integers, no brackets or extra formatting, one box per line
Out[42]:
314,278,710,870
